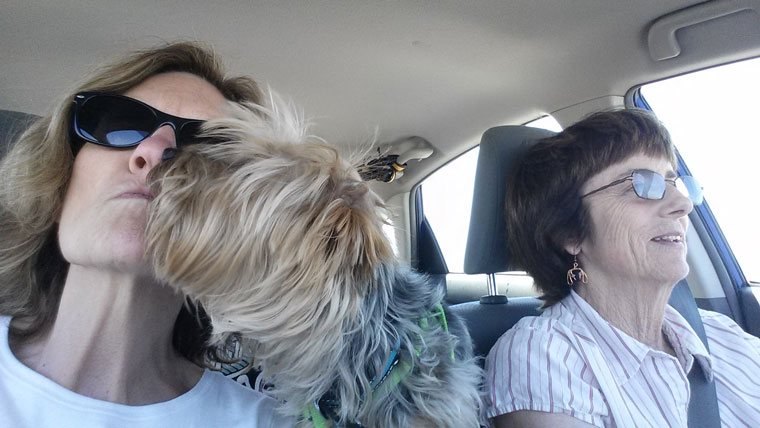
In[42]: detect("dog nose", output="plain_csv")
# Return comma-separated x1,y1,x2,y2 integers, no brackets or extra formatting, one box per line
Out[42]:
162,148,180,161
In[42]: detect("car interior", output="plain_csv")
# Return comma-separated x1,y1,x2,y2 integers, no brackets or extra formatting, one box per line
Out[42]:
2,0,759,426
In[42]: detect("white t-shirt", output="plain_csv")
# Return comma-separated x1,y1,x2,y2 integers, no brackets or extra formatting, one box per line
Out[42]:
0,316,294,428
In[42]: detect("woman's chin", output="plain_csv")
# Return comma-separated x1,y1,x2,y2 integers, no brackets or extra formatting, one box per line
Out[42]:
64,239,150,276
648,261,690,287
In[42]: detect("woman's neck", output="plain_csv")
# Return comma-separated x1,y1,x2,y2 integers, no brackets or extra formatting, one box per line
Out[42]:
9,265,203,405
574,275,675,355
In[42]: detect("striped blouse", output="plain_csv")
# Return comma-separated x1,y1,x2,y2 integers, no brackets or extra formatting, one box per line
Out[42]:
485,290,760,427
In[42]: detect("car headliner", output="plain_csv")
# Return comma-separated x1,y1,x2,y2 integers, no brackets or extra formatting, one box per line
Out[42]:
2,0,760,193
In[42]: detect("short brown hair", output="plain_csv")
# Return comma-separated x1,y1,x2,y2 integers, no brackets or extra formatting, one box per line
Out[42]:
506,109,676,307
0,41,261,365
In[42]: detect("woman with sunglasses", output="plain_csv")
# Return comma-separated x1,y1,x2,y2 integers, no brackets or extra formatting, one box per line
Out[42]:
485,109,760,427
0,42,292,426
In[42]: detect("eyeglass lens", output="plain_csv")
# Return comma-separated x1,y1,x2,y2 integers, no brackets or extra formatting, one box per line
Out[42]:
632,170,666,200
631,170,703,205
78,95,157,147
677,176,703,205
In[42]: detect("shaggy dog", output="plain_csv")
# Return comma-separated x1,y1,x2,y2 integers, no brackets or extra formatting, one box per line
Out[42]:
145,95,483,427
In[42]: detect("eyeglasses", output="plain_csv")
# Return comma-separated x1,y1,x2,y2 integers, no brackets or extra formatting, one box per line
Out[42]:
581,169,703,205
71,92,205,148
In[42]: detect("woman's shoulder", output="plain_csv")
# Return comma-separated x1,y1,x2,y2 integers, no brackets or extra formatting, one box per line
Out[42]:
699,308,746,329
699,308,757,340
502,313,565,340
491,302,578,349
484,304,607,426
189,370,293,426
486,303,586,375
200,369,276,407
698,309,760,354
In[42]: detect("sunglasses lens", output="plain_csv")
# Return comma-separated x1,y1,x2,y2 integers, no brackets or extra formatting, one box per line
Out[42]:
677,176,703,205
632,170,666,200
76,95,156,147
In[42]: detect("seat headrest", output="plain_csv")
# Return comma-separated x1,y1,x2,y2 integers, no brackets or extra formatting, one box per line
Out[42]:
0,109,39,159
463,126,557,274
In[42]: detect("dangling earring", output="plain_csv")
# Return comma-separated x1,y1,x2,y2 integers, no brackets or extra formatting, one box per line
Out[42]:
566,254,588,285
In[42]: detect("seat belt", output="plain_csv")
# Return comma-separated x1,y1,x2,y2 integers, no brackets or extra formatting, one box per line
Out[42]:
667,280,721,428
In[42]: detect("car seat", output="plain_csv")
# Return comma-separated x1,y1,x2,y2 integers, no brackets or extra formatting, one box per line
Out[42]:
0,109,37,158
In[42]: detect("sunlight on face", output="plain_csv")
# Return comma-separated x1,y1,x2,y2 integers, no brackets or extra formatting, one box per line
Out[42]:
576,153,693,289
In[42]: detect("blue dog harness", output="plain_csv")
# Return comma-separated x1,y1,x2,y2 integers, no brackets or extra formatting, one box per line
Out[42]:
304,302,453,428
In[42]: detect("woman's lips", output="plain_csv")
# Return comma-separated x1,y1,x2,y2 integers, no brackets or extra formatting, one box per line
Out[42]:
117,189,153,200
650,233,684,245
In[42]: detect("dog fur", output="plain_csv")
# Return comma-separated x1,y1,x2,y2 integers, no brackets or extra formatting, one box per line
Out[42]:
145,95,483,427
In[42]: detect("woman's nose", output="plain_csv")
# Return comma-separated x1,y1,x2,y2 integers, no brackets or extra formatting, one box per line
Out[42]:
128,125,177,179
663,183,694,218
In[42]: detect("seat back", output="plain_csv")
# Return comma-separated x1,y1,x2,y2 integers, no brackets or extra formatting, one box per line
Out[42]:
453,126,554,359
449,297,541,358
0,109,38,158
463,126,557,275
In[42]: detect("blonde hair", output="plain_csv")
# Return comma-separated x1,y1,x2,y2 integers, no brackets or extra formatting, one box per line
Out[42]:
145,97,482,425
0,41,261,364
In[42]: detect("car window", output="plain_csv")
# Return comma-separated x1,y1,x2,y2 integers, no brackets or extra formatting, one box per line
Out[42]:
639,57,760,284
420,115,562,273
419,146,478,273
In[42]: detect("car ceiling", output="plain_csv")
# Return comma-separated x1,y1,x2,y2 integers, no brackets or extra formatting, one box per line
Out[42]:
3,0,760,193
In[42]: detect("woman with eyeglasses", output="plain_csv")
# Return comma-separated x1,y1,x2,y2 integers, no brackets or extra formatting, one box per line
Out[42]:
485,109,760,427
0,42,292,426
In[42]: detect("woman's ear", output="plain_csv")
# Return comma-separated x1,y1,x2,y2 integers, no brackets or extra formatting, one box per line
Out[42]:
564,241,582,256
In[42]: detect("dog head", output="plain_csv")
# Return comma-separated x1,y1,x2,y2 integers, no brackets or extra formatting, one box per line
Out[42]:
145,95,394,368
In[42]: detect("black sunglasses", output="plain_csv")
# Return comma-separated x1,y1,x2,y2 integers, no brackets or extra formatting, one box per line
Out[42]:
71,92,205,148
581,169,703,205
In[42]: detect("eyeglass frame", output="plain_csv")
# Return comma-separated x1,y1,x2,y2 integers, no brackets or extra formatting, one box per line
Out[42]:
70,91,206,149
580,169,702,204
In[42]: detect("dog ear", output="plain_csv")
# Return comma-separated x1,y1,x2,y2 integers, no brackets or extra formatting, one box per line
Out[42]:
314,179,393,285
